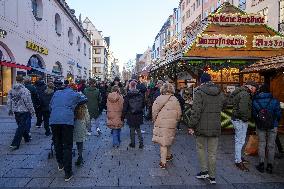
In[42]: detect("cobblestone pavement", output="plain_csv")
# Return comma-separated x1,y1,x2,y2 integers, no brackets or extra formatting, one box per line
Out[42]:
0,110,284,188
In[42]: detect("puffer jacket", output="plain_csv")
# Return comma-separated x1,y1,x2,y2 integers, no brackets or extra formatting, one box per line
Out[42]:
252,92,281,128
107,92,124,129
74,104,89,143
152,95,182,146
231,86,252,122
188,82,225,137
122,89,145,127
7,83,35,114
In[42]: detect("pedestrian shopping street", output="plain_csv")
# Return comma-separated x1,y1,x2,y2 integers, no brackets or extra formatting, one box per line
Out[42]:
0,112,283,188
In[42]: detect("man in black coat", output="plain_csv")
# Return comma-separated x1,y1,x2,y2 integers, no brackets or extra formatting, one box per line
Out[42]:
34,78,47,128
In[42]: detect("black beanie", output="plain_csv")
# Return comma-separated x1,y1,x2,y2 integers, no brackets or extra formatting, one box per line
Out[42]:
200,73,211,84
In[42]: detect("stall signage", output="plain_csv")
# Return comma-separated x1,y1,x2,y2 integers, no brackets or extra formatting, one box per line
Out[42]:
26,41,48,55
0,29,7,38
196,34,246,48
253,35,284,48
208,13,265,25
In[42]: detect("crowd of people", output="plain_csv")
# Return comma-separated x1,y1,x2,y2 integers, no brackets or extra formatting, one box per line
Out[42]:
6,73,283,184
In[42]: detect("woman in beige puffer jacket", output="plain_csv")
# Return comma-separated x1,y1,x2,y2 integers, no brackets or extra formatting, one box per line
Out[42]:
107,86,124,147
152,83,182,169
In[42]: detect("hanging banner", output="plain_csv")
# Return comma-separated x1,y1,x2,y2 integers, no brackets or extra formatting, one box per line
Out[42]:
208,13,265,25
196,34,247,48
253,35,284,48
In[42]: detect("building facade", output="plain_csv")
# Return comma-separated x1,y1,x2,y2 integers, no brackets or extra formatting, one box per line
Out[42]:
83,17,110,81
0,0,91,105
246,0,281,33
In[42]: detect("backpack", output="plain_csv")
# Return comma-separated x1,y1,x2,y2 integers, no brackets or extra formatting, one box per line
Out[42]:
255,98,274,130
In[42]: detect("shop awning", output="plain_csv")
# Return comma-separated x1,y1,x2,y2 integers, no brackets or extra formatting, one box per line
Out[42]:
241,55,284,74
0,60,32,70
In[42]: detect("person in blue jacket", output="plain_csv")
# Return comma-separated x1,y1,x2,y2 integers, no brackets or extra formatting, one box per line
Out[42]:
49,80,87,182
252,84,282,174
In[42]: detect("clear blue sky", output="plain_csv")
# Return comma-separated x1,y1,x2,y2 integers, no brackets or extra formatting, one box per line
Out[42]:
66,0,179,68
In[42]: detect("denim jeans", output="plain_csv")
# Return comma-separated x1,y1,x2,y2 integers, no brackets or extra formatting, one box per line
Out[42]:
257,128,277,164
112,129,121,146
11,112,31,147
232,119,248,163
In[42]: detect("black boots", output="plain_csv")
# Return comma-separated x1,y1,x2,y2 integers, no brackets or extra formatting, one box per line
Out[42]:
256,162,264,173
75,142,83,166
75,156,83,166
256,162,273,174
266,163,273,174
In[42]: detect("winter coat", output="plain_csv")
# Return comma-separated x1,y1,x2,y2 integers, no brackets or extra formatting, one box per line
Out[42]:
188,82,225,137
7,83,35,114
137,82,147,95
122,89,145,127
107,92,124,129
73,104,89,142
49,88,87,126
35,80,46,99
39,88,54,112
99,86,108,111
83,87,101,119
252,92,282,128
231,86,252,122
152,95,182,146
24,83,40,109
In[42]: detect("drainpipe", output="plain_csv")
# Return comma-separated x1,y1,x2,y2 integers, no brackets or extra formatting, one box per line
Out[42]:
202,0,204,20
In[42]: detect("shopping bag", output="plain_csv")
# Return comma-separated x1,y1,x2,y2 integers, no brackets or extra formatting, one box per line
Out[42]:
244,135,259,156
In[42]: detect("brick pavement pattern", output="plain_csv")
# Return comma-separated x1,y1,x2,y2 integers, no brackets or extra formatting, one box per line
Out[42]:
0,111,284,188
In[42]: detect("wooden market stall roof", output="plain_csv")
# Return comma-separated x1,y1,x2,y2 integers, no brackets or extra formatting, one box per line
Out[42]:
183,3,284,60
241,55,284,73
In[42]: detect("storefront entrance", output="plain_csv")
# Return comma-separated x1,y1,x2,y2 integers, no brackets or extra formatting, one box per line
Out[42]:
0,45,13,105
27,55,45,83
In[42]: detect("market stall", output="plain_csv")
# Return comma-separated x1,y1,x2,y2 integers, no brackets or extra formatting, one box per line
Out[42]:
150,2,284,129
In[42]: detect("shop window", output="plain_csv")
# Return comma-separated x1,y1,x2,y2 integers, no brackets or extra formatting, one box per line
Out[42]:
31,0,43,21
68,28,73,45
84,43,87,56
52,62,62,75
77,37,81,51
192,3,196,12
186,10,190,18
94,57,101,63
55,13,62,36
27,55,45,78
239,0,246,11
94,48,101,54
196,0,201,8
257,7,268,23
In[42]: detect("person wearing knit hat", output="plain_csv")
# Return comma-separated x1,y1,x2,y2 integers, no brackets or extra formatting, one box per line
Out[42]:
188,73,225,184
122,79,145,149
200,73,212,84
230,80,258,172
